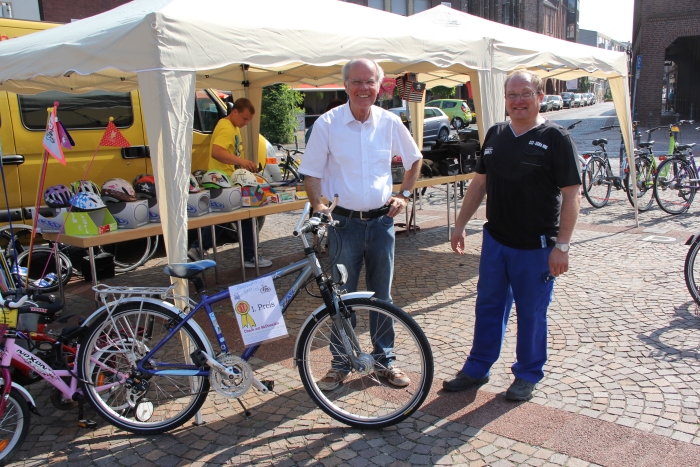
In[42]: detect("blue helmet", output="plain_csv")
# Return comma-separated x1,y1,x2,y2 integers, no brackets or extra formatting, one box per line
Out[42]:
69,192,106,211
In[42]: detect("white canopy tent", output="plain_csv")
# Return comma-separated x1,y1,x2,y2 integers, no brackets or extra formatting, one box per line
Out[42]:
0,0,634,290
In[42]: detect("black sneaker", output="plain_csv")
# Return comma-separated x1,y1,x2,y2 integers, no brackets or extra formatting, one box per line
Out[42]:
505,378,536,401
442,371,489,392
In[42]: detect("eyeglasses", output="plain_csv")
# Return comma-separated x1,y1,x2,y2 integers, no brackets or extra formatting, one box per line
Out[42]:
505,92,537,100
348,79,377,87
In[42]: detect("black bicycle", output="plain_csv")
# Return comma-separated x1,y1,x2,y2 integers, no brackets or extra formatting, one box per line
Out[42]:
274,143,304,182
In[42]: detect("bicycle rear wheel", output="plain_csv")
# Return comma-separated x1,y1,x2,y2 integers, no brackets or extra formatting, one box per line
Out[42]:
654,158,698,215
99,237,155,273
625,156,655,212
14,248,72,292
77,302,210,435
582,156,612,208
0,388,30,467
280,159,301,182
296,297,433,429
685,239,700,306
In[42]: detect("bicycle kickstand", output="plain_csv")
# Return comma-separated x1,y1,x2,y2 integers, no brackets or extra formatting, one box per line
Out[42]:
77,398,97,429
237,398,251,417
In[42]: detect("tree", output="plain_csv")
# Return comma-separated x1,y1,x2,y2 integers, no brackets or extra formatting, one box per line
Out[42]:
429,86,456,99
577,77,591,93
260,84,304,144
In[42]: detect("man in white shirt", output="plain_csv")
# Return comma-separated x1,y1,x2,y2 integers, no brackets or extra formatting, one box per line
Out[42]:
300,58,423,391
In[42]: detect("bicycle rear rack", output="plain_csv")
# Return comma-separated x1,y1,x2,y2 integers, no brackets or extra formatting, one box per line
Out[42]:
92,284,196,314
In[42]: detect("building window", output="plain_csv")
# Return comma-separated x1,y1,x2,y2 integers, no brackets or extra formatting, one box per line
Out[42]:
391,0,407,15
367,0,384,10
414,0,430,13
566,23,575,39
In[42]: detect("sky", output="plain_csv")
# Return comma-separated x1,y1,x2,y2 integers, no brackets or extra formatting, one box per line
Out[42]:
578,0,634,43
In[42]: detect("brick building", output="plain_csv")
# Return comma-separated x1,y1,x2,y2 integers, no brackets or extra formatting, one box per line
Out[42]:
632,0,700,125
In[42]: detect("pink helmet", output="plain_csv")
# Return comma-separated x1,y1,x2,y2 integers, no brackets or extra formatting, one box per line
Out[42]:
101,178,137,203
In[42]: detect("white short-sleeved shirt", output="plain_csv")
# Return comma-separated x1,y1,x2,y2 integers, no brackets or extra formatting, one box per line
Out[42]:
299,103,422,212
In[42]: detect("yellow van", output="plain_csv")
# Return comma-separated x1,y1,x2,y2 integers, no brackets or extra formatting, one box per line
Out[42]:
0,18,266,225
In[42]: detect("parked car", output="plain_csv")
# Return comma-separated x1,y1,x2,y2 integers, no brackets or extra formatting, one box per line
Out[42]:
425,99,473,129
561,92,574,108
548,95,563,110
539,95,552,112
573,93,583,107
588,93,596,105
390,106,451,142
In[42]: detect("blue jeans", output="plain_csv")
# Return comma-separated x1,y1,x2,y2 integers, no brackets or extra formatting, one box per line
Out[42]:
191,219,255,261
328,212,396,372
462,228,555,384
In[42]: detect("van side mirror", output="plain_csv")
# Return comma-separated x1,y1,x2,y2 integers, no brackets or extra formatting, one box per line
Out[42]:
226,102,234,115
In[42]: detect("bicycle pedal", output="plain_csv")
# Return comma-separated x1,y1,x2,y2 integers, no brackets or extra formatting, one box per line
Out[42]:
78,419,97,429
261,380,274,391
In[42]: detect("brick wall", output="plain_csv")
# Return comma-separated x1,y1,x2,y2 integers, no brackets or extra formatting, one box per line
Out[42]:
40,0,131,23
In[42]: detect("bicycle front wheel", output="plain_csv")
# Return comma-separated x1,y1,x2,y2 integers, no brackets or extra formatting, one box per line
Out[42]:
582,156,612,208
625,156,655,212
77,302,210,435
654,158,698,215
685,239,700,306
14,248,72,292
296,297,433,429
0,388,30,467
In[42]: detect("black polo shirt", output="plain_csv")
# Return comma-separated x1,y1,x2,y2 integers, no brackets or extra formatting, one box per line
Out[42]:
475,120,581,249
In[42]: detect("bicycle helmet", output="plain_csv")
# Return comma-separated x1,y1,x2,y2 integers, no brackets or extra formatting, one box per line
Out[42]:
231,169,265,187
69,192,106,211
189,173,203,193
192,169,207,185
44,184,73,208
101,178,137,203
133,174,156,199
201,170,233,189
70,180,101,196
132,173,151,186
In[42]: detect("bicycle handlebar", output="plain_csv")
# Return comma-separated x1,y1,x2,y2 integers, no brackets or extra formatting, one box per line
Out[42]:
293,195,339,236
0,294,28,309
600,125,620,130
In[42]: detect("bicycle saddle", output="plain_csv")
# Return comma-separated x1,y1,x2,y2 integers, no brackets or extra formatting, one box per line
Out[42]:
677,143,696,151
638,142,654,149
163,260,216,279
592,138,608,146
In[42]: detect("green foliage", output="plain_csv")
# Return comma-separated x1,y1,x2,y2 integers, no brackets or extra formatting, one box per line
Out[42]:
604,86,612,101
430,86,456,99
577,77,591,93
260,84,304,144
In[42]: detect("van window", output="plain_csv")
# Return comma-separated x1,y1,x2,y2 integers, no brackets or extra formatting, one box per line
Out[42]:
193,91,220,133
18,91,133,130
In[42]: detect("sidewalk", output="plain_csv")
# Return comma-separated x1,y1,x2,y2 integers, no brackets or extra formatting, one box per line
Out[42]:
10,140,700,467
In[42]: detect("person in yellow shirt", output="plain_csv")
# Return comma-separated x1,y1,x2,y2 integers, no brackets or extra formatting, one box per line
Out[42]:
189,98,272,268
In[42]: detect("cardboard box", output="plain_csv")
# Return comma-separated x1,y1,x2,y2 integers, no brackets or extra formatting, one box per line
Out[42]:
209,187,242,212
241,185,267,207
187,191,211,217
106,199,150,229
268,188,296,204
29,207,67,233
147,198,160,223
295,191,309,200
64,209,118,236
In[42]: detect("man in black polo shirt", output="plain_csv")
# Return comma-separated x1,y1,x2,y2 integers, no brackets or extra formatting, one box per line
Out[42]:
443,70,581,401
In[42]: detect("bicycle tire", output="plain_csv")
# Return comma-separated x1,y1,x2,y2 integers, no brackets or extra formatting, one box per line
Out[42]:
654,158,697,215
14,248,72,292
280,160,301,182
77,302,210,435
296,297,433,429
685,239,700,306
625,156,655,212
582,156,612,208
0,388,31,467
99,237,154,273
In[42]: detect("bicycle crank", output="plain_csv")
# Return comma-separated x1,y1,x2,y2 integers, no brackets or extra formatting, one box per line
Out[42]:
209,353,253,398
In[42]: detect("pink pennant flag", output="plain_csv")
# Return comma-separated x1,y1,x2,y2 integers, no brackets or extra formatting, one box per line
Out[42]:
42,103,66,165
99,117,131,148
57,121,74,150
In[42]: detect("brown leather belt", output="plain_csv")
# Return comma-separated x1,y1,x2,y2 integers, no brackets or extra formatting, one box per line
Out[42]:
333,205,390,220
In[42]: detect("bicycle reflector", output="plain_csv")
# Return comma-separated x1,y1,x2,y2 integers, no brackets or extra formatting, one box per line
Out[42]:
659,156,667,161
583,154,591,159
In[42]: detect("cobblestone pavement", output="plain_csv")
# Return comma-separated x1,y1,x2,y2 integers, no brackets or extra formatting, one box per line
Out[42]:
8,130,700,466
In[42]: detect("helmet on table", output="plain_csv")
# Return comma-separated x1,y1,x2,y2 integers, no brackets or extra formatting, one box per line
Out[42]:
192,169,207,185
44,184,73,208
201,170,233,189
69,192,106,211
133,174,156,199
231,169,265,187
189,173,203,193
101,178,137,203
70,180,101,196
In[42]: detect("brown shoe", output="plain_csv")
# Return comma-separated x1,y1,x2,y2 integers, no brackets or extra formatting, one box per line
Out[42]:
317,369,349,391
375,366,410,387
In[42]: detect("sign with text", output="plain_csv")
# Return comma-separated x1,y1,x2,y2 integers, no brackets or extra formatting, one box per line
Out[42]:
229,276,288,347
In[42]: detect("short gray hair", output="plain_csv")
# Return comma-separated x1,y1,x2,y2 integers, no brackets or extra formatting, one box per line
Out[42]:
342,59,385,84
504,70,544,95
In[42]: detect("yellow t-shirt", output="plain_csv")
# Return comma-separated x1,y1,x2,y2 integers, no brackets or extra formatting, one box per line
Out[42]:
208,118,244,174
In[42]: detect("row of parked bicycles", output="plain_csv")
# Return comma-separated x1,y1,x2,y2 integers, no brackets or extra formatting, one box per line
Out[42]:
0,200,434,465
577,119,698,214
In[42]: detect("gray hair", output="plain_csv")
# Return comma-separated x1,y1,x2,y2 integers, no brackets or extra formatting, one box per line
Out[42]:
504,69,544,95
342,59,385,84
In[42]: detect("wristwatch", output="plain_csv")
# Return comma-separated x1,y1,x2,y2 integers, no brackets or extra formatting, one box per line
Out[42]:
399,190,412,199
554,242,570,253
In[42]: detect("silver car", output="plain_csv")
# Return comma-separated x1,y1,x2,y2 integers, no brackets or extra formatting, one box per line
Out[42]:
547,95,563,110
389,106,451,142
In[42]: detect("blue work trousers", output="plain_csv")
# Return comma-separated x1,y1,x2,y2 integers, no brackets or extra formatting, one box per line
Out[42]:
462,228,555,384
328,213,396,371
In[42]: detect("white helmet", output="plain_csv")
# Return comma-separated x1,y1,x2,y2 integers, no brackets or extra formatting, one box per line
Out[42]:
101,178,137,203
231,169,265,187
189,173,203,193
201,170,233,189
